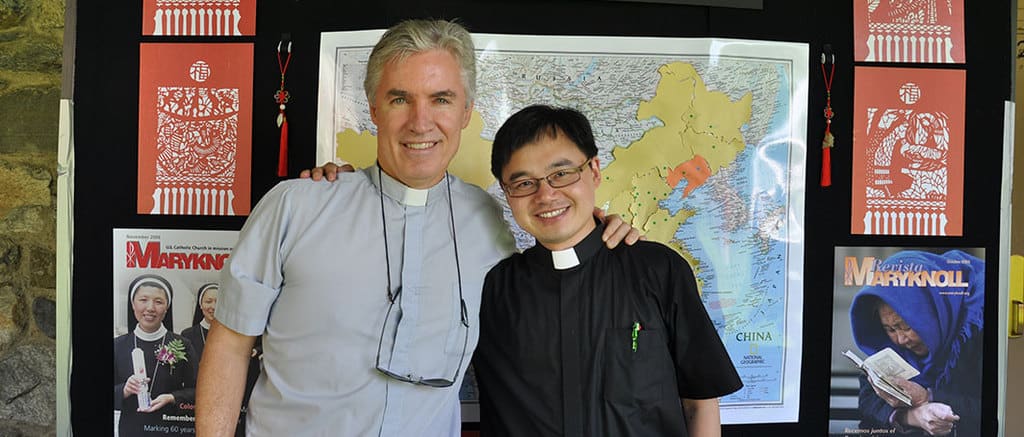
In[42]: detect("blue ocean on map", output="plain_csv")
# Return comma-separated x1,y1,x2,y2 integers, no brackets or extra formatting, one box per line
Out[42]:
661,64,793,405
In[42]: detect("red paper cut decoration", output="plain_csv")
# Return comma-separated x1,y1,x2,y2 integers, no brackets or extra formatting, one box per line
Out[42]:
138,43,254,216
142,0,257,36
852,66,965,236
854,0,965,63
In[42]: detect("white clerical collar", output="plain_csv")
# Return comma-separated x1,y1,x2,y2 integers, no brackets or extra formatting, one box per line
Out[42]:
403,187,428,206
200,319,211,330
374,165,437,207
134,324,168,341
551,247,581,270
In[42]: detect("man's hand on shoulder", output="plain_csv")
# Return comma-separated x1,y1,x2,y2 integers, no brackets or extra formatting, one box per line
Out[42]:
298,161,355,182
595,207,643,249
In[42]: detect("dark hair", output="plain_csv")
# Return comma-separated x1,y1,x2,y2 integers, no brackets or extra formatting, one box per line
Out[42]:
126,274,174,332
490,105,598,181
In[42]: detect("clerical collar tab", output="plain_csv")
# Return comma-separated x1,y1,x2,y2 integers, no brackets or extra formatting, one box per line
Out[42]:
373,164,436,206
551,247,580,270
403,187,428,206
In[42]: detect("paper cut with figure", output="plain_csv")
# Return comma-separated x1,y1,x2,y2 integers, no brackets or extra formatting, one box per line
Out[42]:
854,0,965,63
142,0,256,36
138,43,253,216
852,66,964,236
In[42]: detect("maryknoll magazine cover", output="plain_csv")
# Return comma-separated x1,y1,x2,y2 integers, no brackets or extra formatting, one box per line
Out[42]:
829,246,983,437
111,228,486,435
113,229,248,437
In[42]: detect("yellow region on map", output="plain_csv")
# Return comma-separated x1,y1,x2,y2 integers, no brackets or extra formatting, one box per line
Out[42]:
334,110,495,189
596,61,752,261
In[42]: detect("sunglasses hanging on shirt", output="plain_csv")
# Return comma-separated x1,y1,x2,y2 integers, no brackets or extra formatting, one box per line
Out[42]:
374,165,469,388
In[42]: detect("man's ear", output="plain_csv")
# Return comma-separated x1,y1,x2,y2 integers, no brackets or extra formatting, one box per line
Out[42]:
590,157,602,187
461,100,474,129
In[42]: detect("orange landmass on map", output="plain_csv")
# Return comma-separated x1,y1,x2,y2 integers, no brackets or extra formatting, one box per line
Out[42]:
667,154,712,197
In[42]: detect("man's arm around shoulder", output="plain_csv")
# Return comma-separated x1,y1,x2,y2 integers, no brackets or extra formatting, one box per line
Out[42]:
196,320,257,436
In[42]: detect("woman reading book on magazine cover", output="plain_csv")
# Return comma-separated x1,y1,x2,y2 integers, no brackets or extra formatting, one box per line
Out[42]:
849,249,984,437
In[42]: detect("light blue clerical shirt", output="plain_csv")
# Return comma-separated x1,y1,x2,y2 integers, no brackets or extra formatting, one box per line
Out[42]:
217,165,514,436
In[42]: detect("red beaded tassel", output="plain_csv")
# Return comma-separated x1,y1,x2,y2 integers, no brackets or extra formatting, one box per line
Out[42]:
820,50,835,188
821,129,833,187
275,41,292,177
277,113,288,177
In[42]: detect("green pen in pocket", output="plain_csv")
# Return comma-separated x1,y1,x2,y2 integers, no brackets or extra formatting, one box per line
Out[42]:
631,321,642,352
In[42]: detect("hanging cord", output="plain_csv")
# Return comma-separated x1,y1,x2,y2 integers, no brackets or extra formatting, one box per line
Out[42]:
444,171,468,328
275,40,292,177
378,166,396,303
374,168,468,385
820,47,835,187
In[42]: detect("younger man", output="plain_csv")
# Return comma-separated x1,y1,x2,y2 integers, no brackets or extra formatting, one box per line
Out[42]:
475,105,742,436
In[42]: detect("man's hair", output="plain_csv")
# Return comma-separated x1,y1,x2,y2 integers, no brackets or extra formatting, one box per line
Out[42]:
490,105,598,180
364,18,476,106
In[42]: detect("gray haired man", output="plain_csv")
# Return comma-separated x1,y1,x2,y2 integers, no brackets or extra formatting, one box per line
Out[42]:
196,19,637,436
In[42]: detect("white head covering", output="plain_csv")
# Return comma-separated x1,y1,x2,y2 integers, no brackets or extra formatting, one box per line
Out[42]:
129,274,173,306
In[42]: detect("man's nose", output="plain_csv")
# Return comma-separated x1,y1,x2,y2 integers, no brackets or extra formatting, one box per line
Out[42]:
534,178,560,199
407,101,433,132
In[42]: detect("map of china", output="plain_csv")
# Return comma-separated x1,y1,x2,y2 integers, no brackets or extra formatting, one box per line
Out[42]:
334,61,752,267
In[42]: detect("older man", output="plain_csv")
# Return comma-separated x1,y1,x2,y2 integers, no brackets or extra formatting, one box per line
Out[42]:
196,19,635,436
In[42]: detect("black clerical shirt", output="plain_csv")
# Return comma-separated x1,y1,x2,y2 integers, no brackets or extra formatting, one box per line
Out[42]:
475,223,742,437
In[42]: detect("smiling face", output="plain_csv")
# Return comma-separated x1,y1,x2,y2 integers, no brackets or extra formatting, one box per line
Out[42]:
132,285,169,333
200,287,218,323
370,49,473,189
502,130,601,251
878,302,929,357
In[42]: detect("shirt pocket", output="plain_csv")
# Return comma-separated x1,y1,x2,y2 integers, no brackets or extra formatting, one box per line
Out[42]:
442,282,471,362
381,282,462,380
602,327,676,406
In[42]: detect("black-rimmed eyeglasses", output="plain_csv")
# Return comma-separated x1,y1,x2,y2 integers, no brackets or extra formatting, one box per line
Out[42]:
502,158,593,198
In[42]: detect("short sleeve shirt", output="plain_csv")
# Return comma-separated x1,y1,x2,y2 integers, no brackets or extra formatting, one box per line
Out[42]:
475,224,742,436
217,166,514,436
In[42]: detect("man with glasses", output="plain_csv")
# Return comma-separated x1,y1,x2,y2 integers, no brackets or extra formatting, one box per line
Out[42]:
196,20,637,436
474,105,743,436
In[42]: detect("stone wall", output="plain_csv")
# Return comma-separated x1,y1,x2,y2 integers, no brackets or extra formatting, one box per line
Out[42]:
0,0,63,435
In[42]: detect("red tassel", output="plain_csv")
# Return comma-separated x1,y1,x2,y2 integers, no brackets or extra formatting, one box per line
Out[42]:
277,115,288,177
821,147,832,187
820,131,833,187
819,52,835,189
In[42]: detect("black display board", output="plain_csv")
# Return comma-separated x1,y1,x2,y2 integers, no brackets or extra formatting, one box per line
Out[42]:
71,1,1013,434
601,0,763,9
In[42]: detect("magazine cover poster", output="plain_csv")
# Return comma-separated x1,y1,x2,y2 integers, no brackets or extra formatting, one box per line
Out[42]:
113,229,254,436
829,246,983,437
